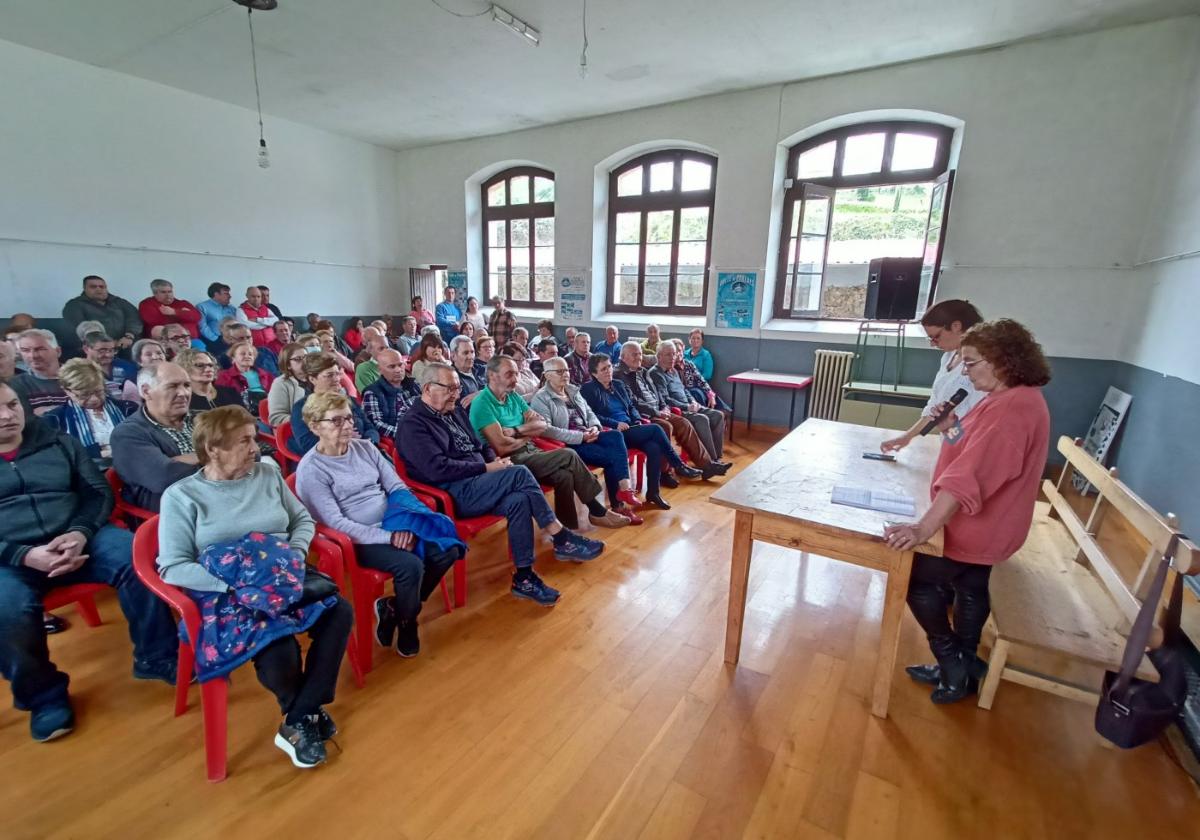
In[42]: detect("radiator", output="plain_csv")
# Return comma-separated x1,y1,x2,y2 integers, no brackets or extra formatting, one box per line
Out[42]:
809,350,856,420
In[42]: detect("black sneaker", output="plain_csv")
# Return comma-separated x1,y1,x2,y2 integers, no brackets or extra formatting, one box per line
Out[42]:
31,701,74,743
396,619,420,658
133,658,178,686
373,596,396,648
275,717,327,768
511,571,561,606
315,708,337,741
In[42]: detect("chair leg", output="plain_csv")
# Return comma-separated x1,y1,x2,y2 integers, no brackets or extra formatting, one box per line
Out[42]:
453,557,468,609
174,643,195,717
977,639,1009,710
345,632,365,689
439,578,452,614
200,678,229,783
75,595,102,627
351,578,379,676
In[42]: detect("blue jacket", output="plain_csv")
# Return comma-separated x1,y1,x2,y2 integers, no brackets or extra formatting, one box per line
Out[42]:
396,400,495,487
592,339,622,364
580,379,643,428
44,398,138,467
435,301,463,344
197,299,237,344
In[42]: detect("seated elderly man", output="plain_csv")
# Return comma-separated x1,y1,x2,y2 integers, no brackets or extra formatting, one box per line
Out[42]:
354,329,389,392
447,335,483,406
563,332,593,386
82,331,138,400
0,381,178,742
648,342,729,468
396,362,603,606
592,325,623,364
137,278,202,340
110,362,200,512
615,342,725,478
361,348,419,443
470,355,630,530
10,330,68,417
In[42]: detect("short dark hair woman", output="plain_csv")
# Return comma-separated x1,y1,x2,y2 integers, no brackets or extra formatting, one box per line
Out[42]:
884,319,1051,703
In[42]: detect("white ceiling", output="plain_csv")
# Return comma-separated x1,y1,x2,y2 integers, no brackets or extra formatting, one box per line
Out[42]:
1,0,1194,149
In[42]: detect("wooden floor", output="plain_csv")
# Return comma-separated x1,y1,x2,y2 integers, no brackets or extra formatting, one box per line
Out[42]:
4,430,1198,839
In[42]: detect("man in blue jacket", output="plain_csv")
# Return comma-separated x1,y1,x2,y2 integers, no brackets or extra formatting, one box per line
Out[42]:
395,362,602,607
0,381,178,742
435,286,463,345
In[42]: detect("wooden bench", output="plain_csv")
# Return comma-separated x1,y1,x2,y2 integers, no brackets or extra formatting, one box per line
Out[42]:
978,436,1197,710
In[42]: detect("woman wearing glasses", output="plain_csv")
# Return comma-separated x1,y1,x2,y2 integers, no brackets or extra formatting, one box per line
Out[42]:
881,300,987,454
288,352,379,455
45,359,137,469
176,349,241,418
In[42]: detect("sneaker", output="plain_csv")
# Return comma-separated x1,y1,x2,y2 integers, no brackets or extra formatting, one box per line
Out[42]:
511,571,561,606
396,619,420,658
373,596,396,648
553,531,605,562
588,509,631,528
43,613,68,635
275,717,327,768
133,658,178,686
315,708,338,741
31,701,74,743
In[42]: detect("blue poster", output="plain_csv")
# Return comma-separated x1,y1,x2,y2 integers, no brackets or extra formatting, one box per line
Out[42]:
715,271,756,329
447,270,467,296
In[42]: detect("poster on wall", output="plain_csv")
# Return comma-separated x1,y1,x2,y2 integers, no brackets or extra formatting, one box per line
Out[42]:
715,271,756,329
556,271,589,322
1073,386,1132,495
447,270,467,296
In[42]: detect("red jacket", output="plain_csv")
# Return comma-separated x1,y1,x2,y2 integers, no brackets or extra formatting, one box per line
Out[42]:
215,365,274,394
344,328,363,353
239,302,277,348
138,297,202,338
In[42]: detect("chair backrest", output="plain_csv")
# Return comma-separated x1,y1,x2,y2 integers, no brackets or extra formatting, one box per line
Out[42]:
274,421,301,464
258,398,271,426
105,468,155,523
390,453,457,517
131,515,203,641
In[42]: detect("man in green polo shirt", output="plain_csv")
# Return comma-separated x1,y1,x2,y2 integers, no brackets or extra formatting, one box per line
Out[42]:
469,355,630,530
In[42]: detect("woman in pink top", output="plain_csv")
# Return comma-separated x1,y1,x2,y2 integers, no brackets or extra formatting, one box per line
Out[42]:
409,296,434,329
884,319,1051,703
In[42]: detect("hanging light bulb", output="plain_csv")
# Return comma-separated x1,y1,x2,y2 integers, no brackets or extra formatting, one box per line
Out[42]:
578,0,589,79
258,137,270,169
234,1,276,170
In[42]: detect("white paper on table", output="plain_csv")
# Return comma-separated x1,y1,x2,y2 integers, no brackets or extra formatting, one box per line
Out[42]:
831,484,916,517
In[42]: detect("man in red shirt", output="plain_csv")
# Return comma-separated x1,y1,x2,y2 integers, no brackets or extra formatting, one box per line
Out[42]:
138,279,202,339
237,286,278,349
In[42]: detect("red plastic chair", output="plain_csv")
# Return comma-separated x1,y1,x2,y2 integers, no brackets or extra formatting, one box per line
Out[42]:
273,421,303,477
132,516,360,782
105,468,156,526
285,473,453,676
43,584,105,627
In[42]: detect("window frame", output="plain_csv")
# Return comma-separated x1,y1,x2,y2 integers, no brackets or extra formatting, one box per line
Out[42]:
606,149,717,315
481,166,555,310
774,121,955,322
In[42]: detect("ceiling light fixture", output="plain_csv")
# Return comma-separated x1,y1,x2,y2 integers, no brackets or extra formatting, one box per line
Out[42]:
491,4,539,47
232,0,277,168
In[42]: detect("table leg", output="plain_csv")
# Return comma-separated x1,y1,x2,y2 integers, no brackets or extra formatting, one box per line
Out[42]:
724,510,754,665
730,382,738,443
788,390,797,429
872,550,914,718
746,385,755,436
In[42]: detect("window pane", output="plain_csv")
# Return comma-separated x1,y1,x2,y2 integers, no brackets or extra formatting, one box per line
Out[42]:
798,235,826,273
509,175,529,205
614,244,641,277
489,274,504,300
796,141,835,179
534,217,554,246
510,243,531,271
781,274,793,311
788,201,801,237
678,206,709,241
486,219,507,248
617,166,642,197
646,210,674,244
534,273,555,302
486,182,506,207
677,239,706,275
891,133,938,171
649,161,674,192
533,176,554,202
681,159,712,191
615,211,642,244
842,132,886,176
792,274,821,313
488,247,507,275
613,275,638,306
644,243,672,274
801,196,829,235
511,273,530,300
644,275,670,307
510,218,529,248
676,273,704,307
533,245,554,272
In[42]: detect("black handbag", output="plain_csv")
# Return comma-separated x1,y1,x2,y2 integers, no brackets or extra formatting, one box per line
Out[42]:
293,566,339,608
1095,533,1189,749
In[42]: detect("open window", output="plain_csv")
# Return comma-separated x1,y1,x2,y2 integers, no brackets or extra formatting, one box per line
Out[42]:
773,121,955,321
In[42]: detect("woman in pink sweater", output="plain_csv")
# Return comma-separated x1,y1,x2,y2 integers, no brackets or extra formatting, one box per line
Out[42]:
884,319,1051,703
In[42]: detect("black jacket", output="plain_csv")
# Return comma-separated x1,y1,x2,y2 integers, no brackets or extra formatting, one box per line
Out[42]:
396,400,496,487
0,419,112,566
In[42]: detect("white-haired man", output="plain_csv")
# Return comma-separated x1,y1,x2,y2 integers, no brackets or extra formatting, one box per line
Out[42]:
10,330,68,416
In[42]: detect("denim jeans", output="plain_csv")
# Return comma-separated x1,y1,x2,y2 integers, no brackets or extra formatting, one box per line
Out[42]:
442,466,555,568
620,423,684,497
0,525,178,711
355,542,462,622
571,430,630,505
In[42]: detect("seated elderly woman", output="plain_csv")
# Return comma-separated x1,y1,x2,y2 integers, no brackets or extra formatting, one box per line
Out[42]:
45,358,137,468
669,338,731,412
295,392,464,657
175,348,240,417
497,342,540,398
267,343,310,426
884,319,1052,704
579,352,699,510
215,340,274,417
473,334,495,381
289,352,378,455
410,331,447,383
122,339,167,402
315,329,355,375
157,405,354,768
530,357,644,524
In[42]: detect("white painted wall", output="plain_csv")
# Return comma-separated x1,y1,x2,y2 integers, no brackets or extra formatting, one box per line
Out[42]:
0,38,403,321
393,18,1198,361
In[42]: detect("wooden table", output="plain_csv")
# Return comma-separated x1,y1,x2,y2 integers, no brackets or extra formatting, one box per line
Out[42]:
710,418,944,718
726,370,813,441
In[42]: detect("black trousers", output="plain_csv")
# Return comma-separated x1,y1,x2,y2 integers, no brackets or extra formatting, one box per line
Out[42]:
905,553,993,662
355,542,461,622
253,596,354,724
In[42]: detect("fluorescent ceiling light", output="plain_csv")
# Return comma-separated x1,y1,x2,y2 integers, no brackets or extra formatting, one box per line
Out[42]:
491,4,540,46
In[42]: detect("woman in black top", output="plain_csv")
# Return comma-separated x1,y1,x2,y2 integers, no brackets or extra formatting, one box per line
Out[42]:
176,348,241,417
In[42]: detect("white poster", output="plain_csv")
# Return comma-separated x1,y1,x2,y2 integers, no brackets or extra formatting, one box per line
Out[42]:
556,272,589,322
1073,386,1132,494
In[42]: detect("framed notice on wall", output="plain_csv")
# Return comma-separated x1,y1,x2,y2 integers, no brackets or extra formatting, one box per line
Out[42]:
556,272,589,322
447,270,467,296
715,271,756,329
1073,386,1132,495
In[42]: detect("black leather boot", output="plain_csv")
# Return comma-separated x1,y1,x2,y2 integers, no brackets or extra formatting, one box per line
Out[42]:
906,655,988,687
930,652,973,704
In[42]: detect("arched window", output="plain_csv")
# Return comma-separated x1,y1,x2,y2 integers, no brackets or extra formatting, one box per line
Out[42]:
607,150,717,314
774,121,955,321
482,167,555,309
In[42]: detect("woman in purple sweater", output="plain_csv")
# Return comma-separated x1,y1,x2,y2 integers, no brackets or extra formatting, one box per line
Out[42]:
294,392,462,658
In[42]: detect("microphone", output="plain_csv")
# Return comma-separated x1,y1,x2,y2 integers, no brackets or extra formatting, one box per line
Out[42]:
920,388,968,436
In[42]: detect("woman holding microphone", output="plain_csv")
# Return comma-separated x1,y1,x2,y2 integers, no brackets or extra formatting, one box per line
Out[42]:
883,319,1051,704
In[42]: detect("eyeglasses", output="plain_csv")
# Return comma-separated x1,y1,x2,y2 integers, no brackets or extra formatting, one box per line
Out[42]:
319,416,356,427
926,328,944,346
545,368,569,376
429,381,461,393
961,358,987,370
